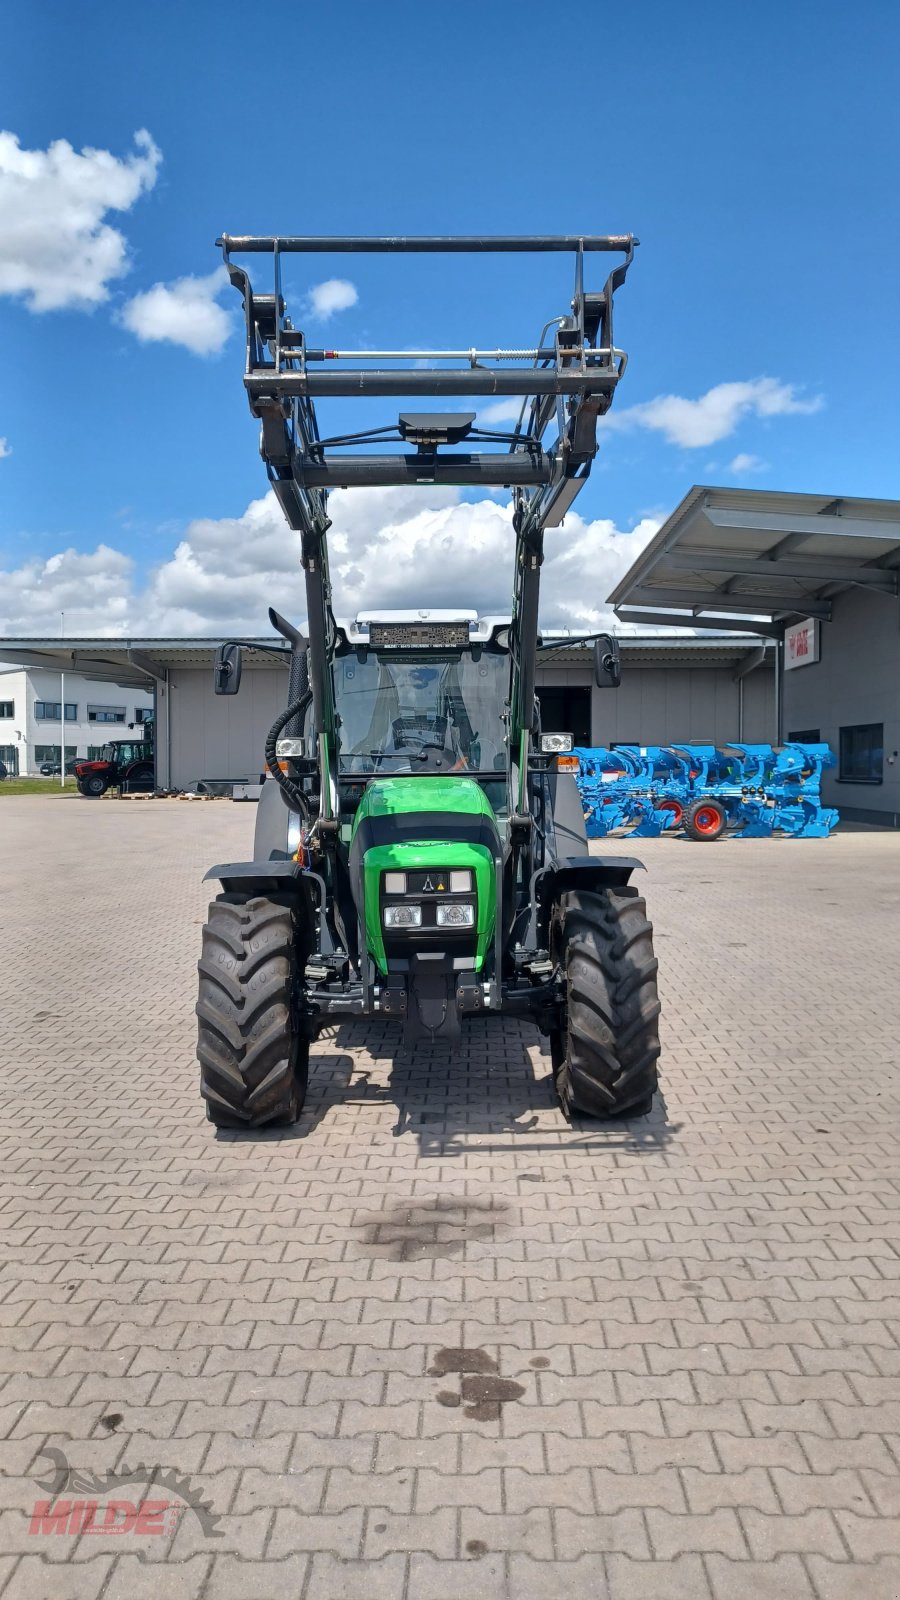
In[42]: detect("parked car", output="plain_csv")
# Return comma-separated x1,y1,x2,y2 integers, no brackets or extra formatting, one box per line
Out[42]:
39,759,79,777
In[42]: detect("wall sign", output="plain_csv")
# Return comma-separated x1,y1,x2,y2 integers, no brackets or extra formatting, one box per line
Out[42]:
784,617,820,670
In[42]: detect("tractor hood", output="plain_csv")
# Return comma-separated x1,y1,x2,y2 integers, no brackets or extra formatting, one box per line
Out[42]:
352,775,497,833
349,777,501,975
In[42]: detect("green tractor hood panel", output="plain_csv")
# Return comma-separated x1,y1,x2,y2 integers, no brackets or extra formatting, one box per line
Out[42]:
350,778,500,974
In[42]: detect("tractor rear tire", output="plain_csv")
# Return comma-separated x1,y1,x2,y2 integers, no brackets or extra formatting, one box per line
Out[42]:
683,797,727,841
551,888,661,1119
197,892,309,1129
125,765,154,792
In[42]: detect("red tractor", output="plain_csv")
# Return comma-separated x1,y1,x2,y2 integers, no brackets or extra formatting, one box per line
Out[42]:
74,739,155,797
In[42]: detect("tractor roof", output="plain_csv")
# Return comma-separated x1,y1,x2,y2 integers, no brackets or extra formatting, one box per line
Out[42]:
338,613,512,646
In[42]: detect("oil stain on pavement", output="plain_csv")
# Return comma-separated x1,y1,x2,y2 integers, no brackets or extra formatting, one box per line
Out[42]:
429,1346,526,1421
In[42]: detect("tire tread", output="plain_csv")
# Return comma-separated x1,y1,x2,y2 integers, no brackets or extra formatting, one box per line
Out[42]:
196,892,308,1128
553,887,660,1118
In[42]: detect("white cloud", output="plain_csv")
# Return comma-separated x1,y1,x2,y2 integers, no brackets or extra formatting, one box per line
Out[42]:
143,490,659,636
478,399,526,427
120,267,232,356
0,544,134,636
0,490,659,639
728,452,767,475
307,278,358,320
0,438,11,459
605,377,823,449
0,129,161,312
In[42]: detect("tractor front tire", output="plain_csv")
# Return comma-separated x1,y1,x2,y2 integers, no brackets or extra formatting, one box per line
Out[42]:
78,775,107,797
197,892,309,1129
551,888,661,1119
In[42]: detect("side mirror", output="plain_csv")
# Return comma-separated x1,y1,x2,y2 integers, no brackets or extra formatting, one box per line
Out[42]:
593,633,621,689
214,642,243,696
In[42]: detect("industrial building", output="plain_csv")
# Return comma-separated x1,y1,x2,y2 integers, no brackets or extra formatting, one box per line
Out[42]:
610,486,900,827
3,486,898,821
0,633,774,792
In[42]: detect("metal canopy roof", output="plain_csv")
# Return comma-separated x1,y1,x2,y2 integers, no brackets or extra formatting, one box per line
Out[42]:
0,639,289,686
0,632,770,679
538,632,771,669
608,486,900,637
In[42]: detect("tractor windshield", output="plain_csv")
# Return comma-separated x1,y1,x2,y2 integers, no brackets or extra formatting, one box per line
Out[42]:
334,648,510,775
101,742,141,763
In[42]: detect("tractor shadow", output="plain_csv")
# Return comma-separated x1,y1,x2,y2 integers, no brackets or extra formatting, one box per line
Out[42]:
213,1024,678,1159
327,1016,678,1160
212,1048,357,1143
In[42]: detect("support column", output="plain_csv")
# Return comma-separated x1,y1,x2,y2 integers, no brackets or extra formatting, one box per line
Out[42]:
774,636,784,744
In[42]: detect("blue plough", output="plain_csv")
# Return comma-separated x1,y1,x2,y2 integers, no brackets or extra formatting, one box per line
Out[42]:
573,741,839,840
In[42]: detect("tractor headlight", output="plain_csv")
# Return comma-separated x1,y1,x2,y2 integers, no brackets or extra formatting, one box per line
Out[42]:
275,737,307,758
435,903,475,928
384,871,407,893
383,904,422,929
449,870,473,893
541,732,573,752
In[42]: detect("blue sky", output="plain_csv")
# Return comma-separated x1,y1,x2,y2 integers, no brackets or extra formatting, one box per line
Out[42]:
2,0,899,635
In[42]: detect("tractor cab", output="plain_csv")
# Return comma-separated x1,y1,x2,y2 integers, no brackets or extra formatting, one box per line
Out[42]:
330,613,511,811
98,740,149,766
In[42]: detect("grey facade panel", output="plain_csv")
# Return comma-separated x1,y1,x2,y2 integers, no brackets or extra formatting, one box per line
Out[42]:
159,658,776,789
783,588,900,821
589,664,774,748
167,666,286,790
740,667,776,742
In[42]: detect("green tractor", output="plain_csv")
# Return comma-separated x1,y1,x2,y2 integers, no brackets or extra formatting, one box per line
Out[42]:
197,233,660,1128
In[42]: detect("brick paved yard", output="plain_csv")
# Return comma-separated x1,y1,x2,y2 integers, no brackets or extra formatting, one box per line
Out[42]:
1,796,899,1600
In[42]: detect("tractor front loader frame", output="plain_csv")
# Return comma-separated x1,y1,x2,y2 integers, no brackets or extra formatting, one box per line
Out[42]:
198,235,661,1125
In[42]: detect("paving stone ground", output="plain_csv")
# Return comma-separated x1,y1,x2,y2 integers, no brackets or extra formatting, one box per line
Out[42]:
1,794,899,1600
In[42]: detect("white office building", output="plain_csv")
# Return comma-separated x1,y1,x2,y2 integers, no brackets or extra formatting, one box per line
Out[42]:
0,665,153,777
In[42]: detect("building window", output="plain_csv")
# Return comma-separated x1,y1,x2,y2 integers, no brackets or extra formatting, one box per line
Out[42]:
839,723,883,784
87,705,126,723
0,701,13,719
34,745,78,764
87,745,107,759
134,707,150,724
789,728,820,743
35,701,78,721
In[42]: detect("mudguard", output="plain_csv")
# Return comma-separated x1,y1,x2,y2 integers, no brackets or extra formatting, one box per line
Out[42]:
252,775,295,861
203,859,325,949
546,768,589,854
528,854,644,946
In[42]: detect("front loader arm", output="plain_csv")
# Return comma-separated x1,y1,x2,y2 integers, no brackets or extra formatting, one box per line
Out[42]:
218,233,639,828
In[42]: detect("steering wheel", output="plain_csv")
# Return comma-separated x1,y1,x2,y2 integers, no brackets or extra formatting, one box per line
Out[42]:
414,741,458,772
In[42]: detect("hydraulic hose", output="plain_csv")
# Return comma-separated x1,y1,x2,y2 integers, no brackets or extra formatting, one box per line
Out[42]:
264,691,314,824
